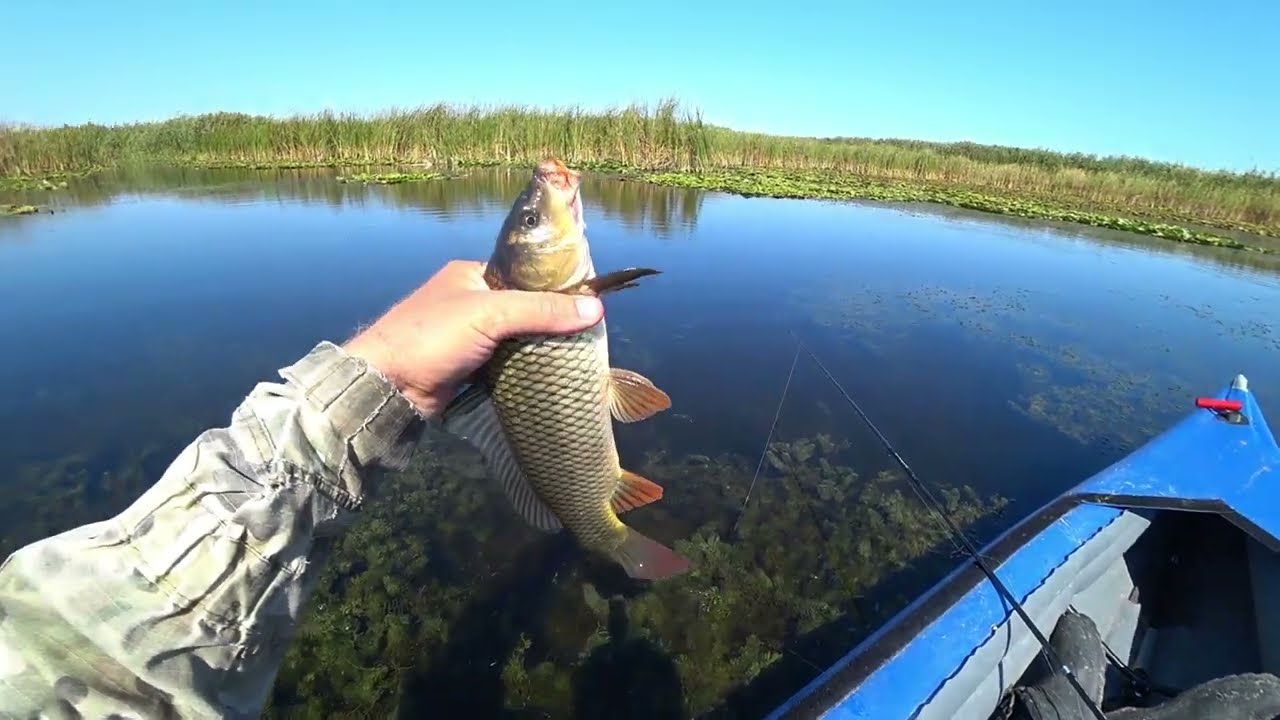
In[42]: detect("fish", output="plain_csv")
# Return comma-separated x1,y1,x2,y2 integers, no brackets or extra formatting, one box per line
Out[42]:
441,157,691,581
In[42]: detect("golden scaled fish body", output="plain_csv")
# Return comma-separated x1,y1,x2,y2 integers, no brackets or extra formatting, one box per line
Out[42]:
442,158,690,581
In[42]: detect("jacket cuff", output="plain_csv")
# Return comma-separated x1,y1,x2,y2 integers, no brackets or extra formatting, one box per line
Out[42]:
279,341,427,473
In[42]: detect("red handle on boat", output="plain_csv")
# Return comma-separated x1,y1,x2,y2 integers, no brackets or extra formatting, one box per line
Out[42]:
1196,397,1244,412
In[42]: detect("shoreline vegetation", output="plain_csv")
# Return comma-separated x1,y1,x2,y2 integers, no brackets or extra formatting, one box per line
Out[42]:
2,101,1277,249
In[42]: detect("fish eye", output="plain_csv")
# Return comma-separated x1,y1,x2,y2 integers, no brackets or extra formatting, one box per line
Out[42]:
521,211,538,228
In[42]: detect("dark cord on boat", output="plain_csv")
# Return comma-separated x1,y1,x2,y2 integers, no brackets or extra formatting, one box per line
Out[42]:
792,333,1109,720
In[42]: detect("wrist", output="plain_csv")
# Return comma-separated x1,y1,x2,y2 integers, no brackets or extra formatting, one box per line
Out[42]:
342,329,440,417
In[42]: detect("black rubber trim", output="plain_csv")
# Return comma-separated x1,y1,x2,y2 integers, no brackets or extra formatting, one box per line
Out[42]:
1072,493,1280,553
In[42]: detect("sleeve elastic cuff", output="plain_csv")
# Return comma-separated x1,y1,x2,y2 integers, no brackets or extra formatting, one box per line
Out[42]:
278,341,427,473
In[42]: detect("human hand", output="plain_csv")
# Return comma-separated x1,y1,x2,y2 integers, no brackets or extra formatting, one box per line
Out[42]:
343,259,605,417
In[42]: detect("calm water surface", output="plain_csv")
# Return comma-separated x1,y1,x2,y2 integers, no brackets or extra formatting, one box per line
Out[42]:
2,167,1278,718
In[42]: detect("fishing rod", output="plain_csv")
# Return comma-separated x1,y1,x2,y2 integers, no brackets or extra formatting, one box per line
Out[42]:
792,333,1108,720
737,333,1108,720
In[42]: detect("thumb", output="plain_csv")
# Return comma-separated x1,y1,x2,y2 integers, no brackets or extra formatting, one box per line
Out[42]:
475,290,604,341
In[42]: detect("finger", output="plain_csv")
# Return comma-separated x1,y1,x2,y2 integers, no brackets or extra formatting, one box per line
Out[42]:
474,290,604,342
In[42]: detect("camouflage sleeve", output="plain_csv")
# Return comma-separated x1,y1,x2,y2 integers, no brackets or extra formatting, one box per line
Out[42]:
0,341,427,719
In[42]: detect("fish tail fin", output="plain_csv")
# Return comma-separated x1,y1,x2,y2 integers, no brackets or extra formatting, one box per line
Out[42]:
612,526,691,581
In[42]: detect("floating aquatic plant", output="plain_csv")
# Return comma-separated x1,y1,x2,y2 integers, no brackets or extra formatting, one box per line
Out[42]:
0,203,38,216
638,169,1278,253
335,171,447,185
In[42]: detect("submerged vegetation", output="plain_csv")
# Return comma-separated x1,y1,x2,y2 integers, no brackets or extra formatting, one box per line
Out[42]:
2,101,1277,241
0,396,1007,718
790,276,1280,459
259,430,1008,719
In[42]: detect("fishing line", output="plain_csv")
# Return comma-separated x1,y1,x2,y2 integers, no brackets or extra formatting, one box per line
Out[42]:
792,332,1108,720
731,338,803,538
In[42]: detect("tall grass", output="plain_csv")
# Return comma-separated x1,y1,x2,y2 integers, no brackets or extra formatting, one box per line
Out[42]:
2,99,1277,230
0,101,707,175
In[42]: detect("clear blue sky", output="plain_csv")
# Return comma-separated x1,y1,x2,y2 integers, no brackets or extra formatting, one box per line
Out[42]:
6,0,1277,172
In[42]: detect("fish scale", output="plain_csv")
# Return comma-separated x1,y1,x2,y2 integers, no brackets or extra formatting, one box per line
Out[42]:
486,325,624,551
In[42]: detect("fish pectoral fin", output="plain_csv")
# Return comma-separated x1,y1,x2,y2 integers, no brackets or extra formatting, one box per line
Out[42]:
572,268,662,297
610,468,664,513
608,368,672,423
441,384,563,533
612,526,691,581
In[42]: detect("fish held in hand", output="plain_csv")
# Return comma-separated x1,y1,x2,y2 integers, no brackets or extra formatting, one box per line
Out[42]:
442,158,690,581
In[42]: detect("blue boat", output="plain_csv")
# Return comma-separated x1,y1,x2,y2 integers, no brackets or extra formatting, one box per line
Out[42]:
766,374,1280,719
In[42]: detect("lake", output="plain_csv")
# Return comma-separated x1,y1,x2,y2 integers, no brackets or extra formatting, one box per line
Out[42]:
2,166,1278,718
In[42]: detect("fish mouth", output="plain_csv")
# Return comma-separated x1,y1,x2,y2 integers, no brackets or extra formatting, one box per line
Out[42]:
535,157,581,194
535,157,584,230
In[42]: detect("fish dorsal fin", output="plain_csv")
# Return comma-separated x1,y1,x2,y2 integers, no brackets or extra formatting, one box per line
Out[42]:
608,368,672,423
441,385,562,532
611,468,664,513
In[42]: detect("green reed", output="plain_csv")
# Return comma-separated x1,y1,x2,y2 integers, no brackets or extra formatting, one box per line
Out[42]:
0,100,705,175
2,100,1276,233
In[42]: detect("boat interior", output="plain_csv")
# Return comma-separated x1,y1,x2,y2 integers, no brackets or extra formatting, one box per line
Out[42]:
1000,507,1280,715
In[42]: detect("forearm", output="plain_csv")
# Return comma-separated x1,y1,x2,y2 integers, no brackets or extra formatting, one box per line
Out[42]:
0,342,426,719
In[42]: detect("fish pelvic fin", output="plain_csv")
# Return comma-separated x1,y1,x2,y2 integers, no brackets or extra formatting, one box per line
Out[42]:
612,526,691,581
610,468,664,513
608,368,671,423
441,384,563,533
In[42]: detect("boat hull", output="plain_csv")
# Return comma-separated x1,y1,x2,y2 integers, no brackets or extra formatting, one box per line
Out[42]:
767,375,1280,719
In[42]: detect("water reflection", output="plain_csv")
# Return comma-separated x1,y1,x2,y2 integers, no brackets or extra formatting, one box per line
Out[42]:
3,165,706,242
10,165,1279,272
1,166,1279,718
